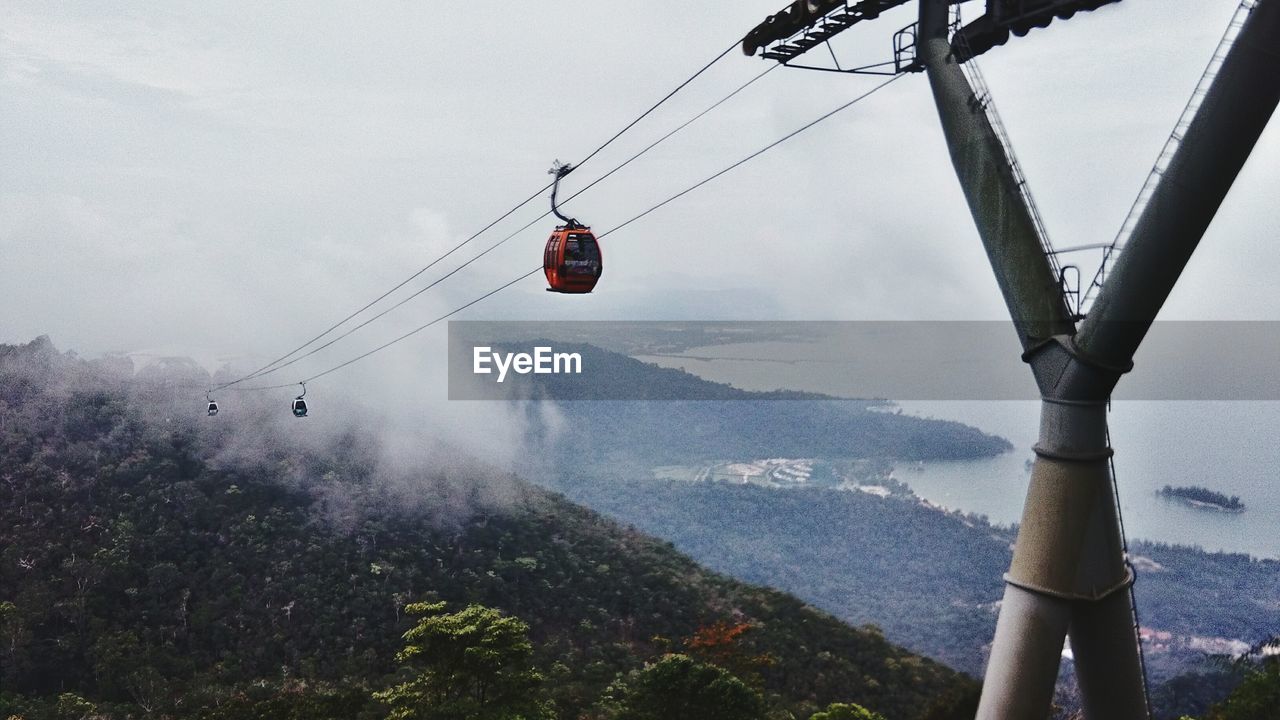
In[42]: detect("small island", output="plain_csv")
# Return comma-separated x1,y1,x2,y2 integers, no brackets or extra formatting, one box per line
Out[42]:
1157,485,1245,513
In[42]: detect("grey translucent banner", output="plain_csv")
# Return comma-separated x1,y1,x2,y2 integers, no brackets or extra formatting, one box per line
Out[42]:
447,321,1280,400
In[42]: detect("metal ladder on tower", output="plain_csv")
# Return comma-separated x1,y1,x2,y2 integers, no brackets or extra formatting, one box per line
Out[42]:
951,25,1074,315
1080,0,1260,314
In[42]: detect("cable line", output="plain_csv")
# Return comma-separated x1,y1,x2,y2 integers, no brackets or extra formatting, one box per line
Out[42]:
568,64,780,215
598,73,903,240
212,182,553,392
217,63,780,386
211,38,743,393
225,72,902,394
225,222,529,382
574,41,741,170
1104,420,1154,712
230,268,542,392
449,63,782,275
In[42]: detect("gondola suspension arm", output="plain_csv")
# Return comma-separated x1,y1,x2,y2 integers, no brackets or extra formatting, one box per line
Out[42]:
548,161,582,229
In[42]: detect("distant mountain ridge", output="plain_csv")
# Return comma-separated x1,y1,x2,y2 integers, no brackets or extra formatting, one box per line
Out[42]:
483,341,1013,465
471,341,833,400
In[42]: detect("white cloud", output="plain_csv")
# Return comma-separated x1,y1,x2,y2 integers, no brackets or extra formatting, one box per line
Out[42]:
1,0,1276,372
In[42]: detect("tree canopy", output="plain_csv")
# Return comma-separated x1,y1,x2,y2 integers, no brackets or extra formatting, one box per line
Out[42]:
809,702,886,720
597,654,766,720
375,601,552,720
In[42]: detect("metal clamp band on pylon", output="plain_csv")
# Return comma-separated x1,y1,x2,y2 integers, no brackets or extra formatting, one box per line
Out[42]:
1003,565,1135,603
1031,443,1114,462
1021,334,1135,376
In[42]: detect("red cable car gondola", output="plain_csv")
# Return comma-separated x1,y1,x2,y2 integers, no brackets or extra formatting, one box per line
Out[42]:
543,161,602,294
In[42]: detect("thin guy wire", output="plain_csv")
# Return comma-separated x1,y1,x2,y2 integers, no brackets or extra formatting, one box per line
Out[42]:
1105,419,1154,713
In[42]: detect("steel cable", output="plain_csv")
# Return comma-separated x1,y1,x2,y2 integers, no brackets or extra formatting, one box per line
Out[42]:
211,39,743,392
225,73,903,393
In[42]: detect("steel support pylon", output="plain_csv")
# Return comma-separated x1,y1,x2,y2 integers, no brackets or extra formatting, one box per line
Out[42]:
915,0,1280,717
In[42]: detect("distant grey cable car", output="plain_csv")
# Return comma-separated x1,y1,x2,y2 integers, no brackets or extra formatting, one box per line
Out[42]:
206,392,219,417
291,383,308,418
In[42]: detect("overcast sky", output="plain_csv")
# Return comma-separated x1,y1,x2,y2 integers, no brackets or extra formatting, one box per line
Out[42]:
3,0,1277,388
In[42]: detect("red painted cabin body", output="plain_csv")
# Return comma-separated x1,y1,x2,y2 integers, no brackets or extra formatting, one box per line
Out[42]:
543,226,603,293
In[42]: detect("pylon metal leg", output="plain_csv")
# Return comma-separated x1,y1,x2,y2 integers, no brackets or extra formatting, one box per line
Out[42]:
1071,589,1150,718
911,0,1280,716
976,585,1072,719
977,399,1142,719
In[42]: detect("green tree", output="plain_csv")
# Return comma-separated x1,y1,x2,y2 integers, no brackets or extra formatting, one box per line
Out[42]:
54,692,102,720
1206,656,1280,720
375,601,551,720
599,654,766,720
809,702,885,720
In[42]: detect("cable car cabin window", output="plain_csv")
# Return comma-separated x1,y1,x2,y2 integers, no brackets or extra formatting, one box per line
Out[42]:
565,234,599,261
560,234,599,275
546,235,562,267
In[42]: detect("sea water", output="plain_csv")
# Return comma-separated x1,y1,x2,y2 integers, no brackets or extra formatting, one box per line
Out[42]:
895,400,1280,560
637,345,1280,559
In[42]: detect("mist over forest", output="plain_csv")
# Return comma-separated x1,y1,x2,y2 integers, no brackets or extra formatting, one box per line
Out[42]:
3,337,1277,719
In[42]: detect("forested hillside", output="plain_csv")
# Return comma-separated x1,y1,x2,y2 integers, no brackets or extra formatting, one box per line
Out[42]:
0,338,975,719
557,477,1280,682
